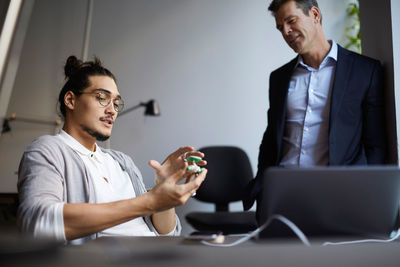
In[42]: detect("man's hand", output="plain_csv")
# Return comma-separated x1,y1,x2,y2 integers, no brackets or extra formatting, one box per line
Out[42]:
148,167,207,211
147,146,207,211
149,146,207,185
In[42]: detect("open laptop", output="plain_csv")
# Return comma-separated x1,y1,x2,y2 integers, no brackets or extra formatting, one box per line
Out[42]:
257,167,400,239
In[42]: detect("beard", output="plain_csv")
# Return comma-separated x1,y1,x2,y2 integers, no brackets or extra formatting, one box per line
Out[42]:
81,125,110,142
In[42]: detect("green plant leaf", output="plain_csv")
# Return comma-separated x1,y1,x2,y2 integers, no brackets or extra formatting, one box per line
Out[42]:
344,1,361,54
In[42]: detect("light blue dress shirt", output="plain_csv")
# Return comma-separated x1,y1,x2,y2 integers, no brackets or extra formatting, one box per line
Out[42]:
280,40,338,167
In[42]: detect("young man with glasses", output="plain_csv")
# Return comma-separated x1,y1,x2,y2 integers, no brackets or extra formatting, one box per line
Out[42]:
17,56,207,244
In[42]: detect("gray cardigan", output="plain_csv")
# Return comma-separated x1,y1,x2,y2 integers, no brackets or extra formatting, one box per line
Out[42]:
17,135,181,244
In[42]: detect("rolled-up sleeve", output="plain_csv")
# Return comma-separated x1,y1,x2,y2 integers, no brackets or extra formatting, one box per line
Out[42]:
143,214,182,236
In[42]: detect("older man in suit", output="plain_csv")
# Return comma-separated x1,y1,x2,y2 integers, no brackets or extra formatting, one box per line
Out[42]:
244,0,386,210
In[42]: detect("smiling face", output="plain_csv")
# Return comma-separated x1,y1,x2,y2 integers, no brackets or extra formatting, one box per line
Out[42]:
63,75,120,150
274,0,321,55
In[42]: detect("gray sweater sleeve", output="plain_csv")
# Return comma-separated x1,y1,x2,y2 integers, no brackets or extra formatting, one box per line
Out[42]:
17,136,69,241
18,135,95,244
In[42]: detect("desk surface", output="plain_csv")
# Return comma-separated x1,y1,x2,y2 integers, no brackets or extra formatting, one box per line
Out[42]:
2,234,400,266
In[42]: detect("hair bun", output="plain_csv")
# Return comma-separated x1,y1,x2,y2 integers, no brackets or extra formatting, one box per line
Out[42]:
64,55,83,78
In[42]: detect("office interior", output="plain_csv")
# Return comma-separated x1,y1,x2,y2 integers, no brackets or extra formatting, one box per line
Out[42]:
0,0,400,265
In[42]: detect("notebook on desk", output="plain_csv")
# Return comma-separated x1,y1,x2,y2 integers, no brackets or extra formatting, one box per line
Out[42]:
257,167,400,239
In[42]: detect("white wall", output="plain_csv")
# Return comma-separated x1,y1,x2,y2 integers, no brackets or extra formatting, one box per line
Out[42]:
0,0,86,193
0,0,352,234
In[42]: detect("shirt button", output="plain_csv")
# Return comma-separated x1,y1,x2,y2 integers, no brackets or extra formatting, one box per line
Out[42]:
310,89,314,93
91,154,93,157
302,150,306,155
304,127,309,132
308,109,312,113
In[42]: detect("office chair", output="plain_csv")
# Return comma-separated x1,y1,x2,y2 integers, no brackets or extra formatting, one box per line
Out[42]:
0,193,19,231
185,146,257,234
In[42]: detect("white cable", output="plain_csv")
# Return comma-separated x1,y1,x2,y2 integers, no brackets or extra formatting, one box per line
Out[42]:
224,233,249,237
200,215,400,247
201,214,310,247
322,228,400,246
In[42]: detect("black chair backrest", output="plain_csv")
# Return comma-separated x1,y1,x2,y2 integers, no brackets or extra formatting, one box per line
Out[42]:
0,193,19,230
195,146,253,209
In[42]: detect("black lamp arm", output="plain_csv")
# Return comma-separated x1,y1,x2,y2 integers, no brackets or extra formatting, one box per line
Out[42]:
118,103,144,116
9,117,61,126
1,113,61,134
118,100,160,117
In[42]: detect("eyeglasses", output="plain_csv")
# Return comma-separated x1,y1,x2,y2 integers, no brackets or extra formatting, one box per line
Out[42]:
79,90,124,113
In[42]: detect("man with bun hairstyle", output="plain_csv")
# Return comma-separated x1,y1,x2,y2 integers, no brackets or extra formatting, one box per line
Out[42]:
17,55,207,244
244,0,386,210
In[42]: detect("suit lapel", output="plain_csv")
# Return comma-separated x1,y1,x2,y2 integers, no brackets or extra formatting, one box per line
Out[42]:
275,57,298,162
329,46,354,162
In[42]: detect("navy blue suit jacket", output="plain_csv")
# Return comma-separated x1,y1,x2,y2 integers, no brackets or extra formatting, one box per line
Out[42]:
244,45,387,210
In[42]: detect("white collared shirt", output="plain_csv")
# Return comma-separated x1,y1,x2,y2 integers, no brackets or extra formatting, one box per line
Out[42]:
58,130,155,237
280,41,338,167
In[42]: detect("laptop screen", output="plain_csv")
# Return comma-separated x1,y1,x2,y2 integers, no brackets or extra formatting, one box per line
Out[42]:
257,167,400,238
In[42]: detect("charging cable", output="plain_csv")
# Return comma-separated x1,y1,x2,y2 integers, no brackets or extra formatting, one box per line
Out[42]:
322,229,400,246
201,214,310,247
200,214,400,247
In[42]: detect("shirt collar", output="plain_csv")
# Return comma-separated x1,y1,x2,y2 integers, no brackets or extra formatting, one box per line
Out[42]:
58,130,104,163
296,40,338,70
